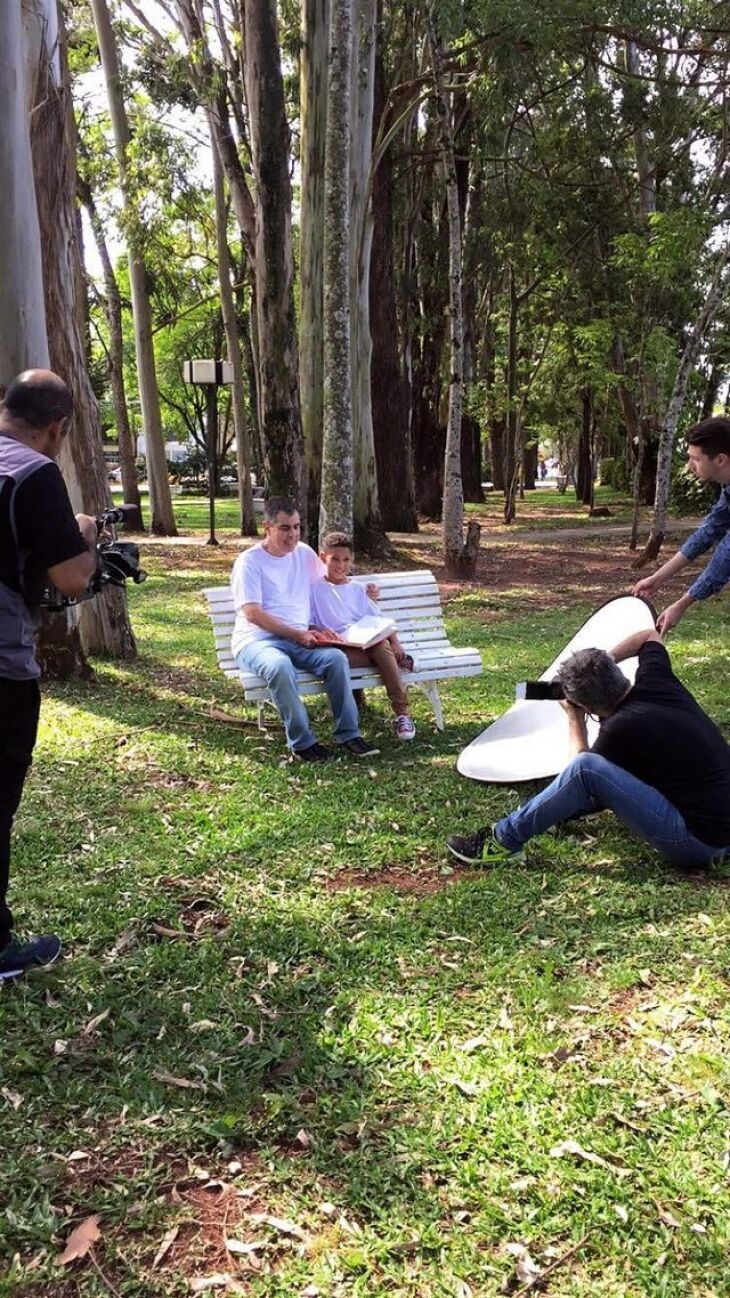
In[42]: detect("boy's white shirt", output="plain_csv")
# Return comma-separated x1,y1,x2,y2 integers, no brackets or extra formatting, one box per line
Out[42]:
230,542,323,655
309,576,379,635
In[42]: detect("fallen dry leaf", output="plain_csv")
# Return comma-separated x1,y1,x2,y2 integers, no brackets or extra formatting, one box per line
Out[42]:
152,1069,206,1091
1,1086,23,1110
550,1139,626,1175
58,1214,101,1266
82,1008,110,1036
152,1224,179,1269
225,1238,268,1256
249,1212,308,1241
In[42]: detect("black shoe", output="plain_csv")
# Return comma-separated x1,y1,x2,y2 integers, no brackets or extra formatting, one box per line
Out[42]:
293,742,333,763
446,826,525,866
341,736,380,758
0,934,63,980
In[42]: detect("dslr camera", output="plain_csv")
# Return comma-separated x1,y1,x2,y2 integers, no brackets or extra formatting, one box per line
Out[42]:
515,679,565,701
41,504,147,610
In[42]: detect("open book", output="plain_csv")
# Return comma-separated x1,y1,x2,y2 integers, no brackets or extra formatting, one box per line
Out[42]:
319,614,397,650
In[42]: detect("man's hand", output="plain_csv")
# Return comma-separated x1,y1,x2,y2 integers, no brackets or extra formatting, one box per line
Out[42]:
657,599,688,635
632,573,660,599
309,628,344,645
365,582,380,600
75,512,99,548
559,698,585,719
559,697,589,755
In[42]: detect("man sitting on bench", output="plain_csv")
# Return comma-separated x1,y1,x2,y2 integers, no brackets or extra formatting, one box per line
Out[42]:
231,497,379,763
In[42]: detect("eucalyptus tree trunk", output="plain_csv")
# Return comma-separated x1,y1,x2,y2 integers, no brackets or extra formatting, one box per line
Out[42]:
426,9,479,576
503,268,520,524
370,20,417,531
633,246,730,567
210,125,257,536
300,0,330,530
29,0,136,664
89,0,177,536
319,0,354,540
349,0,386,551
0,2,49,377
77,174,143,530
242,0,305,515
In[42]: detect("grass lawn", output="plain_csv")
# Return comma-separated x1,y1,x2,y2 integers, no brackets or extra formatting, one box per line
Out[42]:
1,528,729,1297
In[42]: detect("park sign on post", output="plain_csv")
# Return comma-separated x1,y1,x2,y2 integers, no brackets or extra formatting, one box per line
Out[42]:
182,358,233,546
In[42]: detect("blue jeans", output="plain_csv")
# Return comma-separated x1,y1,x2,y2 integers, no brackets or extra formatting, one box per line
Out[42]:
495,751,729,867
236,637,360,752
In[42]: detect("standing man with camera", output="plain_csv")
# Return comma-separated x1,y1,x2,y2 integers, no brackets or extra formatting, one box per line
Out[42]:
633,417,730,632
0,370,98,978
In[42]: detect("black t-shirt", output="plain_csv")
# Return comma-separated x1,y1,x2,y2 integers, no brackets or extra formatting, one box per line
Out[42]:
593,641,730,847
0,437,88,678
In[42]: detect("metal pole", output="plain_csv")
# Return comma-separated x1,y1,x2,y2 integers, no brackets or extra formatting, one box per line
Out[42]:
206,383,219,547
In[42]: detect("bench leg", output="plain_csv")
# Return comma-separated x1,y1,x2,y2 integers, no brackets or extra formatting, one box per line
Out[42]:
257,701,267,731
419,681,444,731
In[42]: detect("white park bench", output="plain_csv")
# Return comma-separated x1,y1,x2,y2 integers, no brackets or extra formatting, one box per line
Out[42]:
203,568,482,731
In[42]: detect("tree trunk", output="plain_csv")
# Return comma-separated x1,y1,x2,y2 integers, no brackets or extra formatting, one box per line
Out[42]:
76,173,143,530
462,414,483,501
490,418,505,492
319,0,354,539
300,0,329,532
503,269,519,524
89,0,177,536
242,0,305,515
29,0,136,667
576,388,593,506
350,0,386,553
0,2,49,378
210,123,257,536
370,18,417,531
522,438,537,492
633,245,730,567
426,8,479,576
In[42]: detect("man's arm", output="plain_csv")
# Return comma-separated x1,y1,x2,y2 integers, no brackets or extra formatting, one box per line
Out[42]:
632,550,690,600
47,513,97,596
560,700,589,755
610,628,662,662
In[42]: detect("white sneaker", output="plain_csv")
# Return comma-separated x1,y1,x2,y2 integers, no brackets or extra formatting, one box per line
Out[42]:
394,714,416,741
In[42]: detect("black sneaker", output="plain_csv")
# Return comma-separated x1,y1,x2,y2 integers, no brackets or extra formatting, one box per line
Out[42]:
341,737,380,758
293,742,333,763
446,826,525,866
0,934,63,981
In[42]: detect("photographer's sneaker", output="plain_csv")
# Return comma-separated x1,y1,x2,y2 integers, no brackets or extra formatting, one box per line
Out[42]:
341,736,380,758
293,742,333,763
0,934,62,981
446,826,525,866
394,714,416,741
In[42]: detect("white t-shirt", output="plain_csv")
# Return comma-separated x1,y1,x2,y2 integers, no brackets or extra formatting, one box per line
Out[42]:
230,542,323,655
309,577,378,634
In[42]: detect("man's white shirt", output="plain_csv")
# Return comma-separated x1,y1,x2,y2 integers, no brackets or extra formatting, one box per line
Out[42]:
230,542,323,656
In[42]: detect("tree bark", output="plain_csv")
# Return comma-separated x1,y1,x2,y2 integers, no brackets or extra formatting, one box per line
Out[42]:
370,18,417,531
350,0,386,552
89,0,177,536
426,8,479,576
29,0,136,667
300,0,330,531
319,0,354,540
210,122,257,536
242,0,305,515
76,173,143,530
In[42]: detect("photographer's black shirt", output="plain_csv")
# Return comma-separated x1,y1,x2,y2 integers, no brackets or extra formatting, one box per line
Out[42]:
0,435,87,680
593,641,730,848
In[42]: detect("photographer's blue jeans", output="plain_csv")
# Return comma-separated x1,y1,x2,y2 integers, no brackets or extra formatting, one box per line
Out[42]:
236,638,360,752
495,751,729,867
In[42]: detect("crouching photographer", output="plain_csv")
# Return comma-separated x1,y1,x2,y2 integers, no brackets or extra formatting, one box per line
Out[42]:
0,370,106,979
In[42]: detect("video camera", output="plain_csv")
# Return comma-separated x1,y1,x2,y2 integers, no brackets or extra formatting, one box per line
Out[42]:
41,504,147,611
